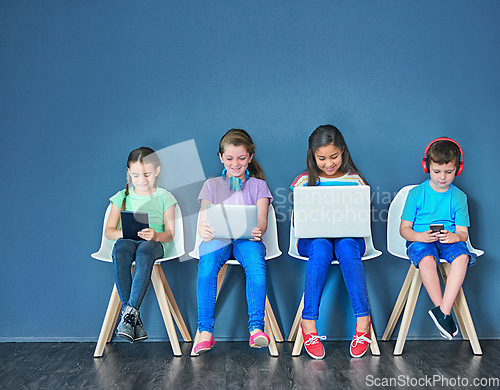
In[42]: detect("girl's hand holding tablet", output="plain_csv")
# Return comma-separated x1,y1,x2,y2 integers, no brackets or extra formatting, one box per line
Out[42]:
200,222,215,242
137,228,157,241
250,227,262,241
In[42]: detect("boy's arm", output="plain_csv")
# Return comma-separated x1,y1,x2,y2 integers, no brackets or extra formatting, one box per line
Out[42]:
400,219,439,243
438,225,468,244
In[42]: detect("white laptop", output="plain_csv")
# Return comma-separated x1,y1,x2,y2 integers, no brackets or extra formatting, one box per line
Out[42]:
206,204,258,240
293,186,371,238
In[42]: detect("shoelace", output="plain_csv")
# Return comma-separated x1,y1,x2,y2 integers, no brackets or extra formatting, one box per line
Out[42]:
305,334,327,346
351,333,372,347
123,313,136,325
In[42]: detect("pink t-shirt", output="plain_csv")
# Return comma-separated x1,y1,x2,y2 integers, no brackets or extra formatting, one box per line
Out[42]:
198,176,273,205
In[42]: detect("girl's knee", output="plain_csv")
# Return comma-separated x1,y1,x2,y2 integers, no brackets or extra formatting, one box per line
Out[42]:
309,239,334,261
136,241,162,261
334,238,364,260
198,259,222,280
113,239,135,254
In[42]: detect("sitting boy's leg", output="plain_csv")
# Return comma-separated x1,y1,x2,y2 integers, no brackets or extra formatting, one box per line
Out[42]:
440,254,469,315
418,256,442,307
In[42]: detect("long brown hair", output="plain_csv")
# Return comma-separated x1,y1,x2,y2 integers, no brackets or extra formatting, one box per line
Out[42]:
121,147,162,210
218,129,265,180
306,125,367,185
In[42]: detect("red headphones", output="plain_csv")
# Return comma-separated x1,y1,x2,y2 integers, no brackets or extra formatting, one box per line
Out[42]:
422,137,464,176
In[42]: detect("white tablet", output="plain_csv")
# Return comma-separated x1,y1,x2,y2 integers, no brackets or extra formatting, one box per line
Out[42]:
206,204,258,240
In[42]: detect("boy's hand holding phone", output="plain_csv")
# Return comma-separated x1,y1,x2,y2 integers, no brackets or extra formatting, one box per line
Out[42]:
429,224,459,243
420,230,440,242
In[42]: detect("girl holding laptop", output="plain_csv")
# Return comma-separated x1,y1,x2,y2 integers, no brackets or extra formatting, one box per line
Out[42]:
290,124,372,359
193,129,273,354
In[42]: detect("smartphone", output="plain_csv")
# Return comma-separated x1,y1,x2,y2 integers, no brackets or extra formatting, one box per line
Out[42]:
430,224,445,233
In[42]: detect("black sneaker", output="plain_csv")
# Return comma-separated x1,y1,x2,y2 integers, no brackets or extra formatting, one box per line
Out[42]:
428,307,458,340
117,306,137,342
134,312,148,341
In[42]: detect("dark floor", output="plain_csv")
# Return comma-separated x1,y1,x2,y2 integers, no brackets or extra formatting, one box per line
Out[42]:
0,340,499,390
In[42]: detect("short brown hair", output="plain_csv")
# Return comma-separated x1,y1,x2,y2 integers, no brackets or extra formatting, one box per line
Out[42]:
427,140,461,169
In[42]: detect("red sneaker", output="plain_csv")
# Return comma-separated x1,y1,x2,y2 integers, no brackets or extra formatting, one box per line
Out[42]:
301,326,327,359
350,329,371,358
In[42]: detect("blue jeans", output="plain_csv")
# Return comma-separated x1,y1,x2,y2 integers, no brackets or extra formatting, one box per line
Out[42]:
112,239,164,310
298,237,370,319
406,241,476,268
197,239,266,333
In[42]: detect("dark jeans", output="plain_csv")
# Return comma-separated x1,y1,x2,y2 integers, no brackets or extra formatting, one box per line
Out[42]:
112,239,164,309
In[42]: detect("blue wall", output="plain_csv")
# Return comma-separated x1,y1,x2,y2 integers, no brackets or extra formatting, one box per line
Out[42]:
1,0,499,341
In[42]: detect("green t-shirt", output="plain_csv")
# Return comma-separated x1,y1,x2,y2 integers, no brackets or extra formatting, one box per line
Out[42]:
110,187,177,256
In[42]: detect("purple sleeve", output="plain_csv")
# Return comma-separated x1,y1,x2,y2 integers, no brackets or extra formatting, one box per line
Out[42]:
198,180,213,203
257,179,273,203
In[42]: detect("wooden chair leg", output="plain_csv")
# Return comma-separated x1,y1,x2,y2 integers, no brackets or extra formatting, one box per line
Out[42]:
440,263,482,355
394,268,422,355
190,330,201,357
264,308,279,356
94,284,121,358
157,265,192,342
191,264,230,356
454,286,482,355
288,294,304,342
291,322,304,356
369,323,380,355
151,265,182,356
382,265,415,341
107,301,122,343
265,296,283,342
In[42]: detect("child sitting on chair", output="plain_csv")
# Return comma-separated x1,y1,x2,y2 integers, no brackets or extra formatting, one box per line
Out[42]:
400,137,476,340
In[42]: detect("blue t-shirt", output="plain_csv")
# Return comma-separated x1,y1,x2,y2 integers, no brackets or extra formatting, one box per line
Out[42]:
401,180,469,233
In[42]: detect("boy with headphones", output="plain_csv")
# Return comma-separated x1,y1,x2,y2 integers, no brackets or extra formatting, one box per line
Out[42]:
400,137,476,340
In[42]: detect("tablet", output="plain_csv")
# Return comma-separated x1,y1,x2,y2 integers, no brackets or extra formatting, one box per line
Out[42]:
120,211,149,240
293,186,371,238
205,204,258,240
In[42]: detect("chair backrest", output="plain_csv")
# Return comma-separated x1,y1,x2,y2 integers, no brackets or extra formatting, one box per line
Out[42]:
386,185,416,259
387,184,484,260
91,203,185,263
188,204,282,261
288,218,382,262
